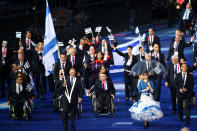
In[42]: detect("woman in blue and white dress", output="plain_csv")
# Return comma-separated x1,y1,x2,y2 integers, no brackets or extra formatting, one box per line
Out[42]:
129,72,164,128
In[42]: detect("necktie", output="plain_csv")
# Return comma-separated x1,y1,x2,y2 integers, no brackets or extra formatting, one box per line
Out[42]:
149,36,152,45
182,74,185,80
71,77,73,86
72,57,75,65
102,82,105,90
156,53,159,61
147,61,150,70
62,63,64,70
175,65,178,74
19,85,22,93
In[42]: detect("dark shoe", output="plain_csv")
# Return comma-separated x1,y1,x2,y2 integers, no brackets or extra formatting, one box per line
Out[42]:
125,97,129,101
144,122,148,128
147,122,150,127
63,121,68,130
173,110,176,114
186,121,190,125
179,117,183,122
71,124,75,130
63,125,68,130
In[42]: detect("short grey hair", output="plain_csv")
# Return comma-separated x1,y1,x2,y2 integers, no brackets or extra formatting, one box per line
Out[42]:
181,127,190,131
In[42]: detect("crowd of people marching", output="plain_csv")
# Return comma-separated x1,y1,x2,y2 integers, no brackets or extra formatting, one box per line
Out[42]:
0,2,197,131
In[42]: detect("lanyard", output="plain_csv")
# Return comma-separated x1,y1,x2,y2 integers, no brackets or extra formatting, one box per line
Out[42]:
65,77,76,103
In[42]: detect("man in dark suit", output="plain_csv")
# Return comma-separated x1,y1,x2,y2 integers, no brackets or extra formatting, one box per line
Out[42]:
83,46,97,89
151,43,166,101
67,48,82,77
136,46,145,62
61,68,83,130
179,3,196,34
7,73,34,120
14,51,32,75
92,73,115,111
18,31,37,63
165,55,181,114
18,31,37,51
76,37,90,62
1,40,13,97
96,38,114,65
166,35,194,62
143,28,160,52
175,63,194,125
111,44,137,101
53,53,72,82
32,42,46,100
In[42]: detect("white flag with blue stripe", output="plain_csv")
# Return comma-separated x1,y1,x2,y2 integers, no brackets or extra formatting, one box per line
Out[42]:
43,0,58,76
110,36,144,73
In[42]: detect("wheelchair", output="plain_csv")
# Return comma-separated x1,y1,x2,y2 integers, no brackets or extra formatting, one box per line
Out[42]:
91,93,115,118
9,97,32,120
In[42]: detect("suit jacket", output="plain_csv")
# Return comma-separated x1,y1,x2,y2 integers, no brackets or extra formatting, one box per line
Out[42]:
136,53,145,62
166,37,192,61
7,83,25,101
61,76,83,104
76,44,90,61
193,44,197,63
83,53,97,74
93,79,116,96
166,62,181,85
115,49,137,71
181,9,196,22
31,50,45,73
67,55,82,74
96,42,114,65
14,58,32,75
53,60,72,81
143,35,160,52
175,72,194,99
150,51,166,67
21,38,36,52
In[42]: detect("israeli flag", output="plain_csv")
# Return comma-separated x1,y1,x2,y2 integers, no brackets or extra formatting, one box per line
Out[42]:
43,0,58,76
110,36,144,73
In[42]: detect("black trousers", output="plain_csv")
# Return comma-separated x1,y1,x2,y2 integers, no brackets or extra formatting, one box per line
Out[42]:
169,85,177,112
124,71,134,98
154,75,162,101
12,96,25,118
35,71,46,97
62,102,77,126
97,92,110,110
47,74,55,92
178,97,190,122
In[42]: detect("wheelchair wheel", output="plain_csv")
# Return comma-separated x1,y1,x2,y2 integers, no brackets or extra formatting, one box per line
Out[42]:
92,95,98,118
110,97,115,118
192,96,196,105
9,104,16,120
24,102,32,120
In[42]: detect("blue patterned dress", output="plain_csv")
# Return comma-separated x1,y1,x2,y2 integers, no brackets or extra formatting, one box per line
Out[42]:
129,80,164,121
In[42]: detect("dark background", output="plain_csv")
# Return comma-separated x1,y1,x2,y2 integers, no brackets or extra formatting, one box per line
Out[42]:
0,0,168,50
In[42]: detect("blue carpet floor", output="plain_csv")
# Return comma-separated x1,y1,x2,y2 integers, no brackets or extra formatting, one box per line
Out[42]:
0,24,197,131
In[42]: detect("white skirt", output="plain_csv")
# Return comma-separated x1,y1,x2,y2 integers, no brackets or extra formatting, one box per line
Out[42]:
129,93,164,121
